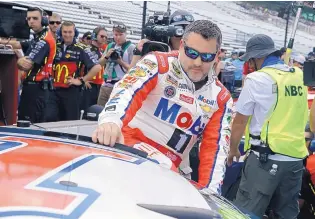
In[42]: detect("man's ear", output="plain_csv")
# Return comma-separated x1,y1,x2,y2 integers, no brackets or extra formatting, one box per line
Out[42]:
179,39,184,49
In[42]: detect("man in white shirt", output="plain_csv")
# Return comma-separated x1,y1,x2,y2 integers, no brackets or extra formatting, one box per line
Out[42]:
228,34,308,218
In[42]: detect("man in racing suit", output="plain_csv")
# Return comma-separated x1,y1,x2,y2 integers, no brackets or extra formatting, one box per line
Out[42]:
92,20,233,193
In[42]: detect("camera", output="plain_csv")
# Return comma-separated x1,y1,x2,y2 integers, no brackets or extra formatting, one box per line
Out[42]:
304,59,315,87
143,11,176,44
110,48,122,61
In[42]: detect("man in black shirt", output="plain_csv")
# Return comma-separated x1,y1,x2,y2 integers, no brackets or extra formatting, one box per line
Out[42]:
46,21,101,122
0,7,56,123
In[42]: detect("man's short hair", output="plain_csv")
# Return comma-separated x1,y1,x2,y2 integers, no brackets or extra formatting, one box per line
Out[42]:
183,20,222,50
50,12,62,21
60,21,76,33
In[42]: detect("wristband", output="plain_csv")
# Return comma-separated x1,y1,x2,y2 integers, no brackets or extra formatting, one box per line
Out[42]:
133,47,142,56
79,77,85,85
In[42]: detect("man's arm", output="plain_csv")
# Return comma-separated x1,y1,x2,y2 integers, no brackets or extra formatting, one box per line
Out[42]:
0,38,22,49
81,46,102,81
311,98,315,133
92,53,160,145
116,44,135,71
129,39,149,70
228,112,250,162
198,94,233,193
17,39,49,71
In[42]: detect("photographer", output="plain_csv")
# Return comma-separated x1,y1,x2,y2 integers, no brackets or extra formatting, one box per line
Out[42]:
130,10,194,68
97,23,135,106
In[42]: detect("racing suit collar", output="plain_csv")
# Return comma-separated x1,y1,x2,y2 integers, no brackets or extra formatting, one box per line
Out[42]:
33,27,47,40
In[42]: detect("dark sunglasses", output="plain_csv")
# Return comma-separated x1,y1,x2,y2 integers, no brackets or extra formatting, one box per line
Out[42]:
26,17,39,21
100,35,107,39
49,21,61,25
171,14,194,23
183,42,217,62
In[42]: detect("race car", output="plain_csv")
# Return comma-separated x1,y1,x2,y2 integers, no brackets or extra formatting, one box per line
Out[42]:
0,125,254,219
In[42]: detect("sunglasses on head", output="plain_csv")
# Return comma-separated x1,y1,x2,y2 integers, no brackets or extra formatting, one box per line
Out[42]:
183,42,217,62
49,21,61,25
113,24,126,30
171,14,194,23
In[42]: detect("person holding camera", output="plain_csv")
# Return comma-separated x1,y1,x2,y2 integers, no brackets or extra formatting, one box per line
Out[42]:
130,10,194,69
228,34,308,218
0,7,56,123
45,21,101,122
97,23,135,106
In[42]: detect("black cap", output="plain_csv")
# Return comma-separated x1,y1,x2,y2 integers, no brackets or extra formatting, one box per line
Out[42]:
83,31,92,40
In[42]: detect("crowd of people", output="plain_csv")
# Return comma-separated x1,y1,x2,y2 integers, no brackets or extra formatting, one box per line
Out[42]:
1,5,315,219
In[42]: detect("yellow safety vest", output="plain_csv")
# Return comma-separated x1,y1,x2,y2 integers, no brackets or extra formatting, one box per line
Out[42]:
244,66,308,158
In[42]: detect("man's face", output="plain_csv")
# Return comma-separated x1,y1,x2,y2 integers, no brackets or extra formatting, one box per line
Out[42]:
97,30,107,46
26,11,42,33
113,30,126,46
62,25,75,45
219,50,227,59
231,54,238,60
83,37,92,46
49,16,61,34
179,32,217,82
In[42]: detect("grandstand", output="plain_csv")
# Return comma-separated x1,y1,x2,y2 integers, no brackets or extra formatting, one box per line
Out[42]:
8,1,315,55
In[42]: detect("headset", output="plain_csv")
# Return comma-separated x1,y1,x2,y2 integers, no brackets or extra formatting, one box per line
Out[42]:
26,7,49,27
91,26,107,41
56,21,79,42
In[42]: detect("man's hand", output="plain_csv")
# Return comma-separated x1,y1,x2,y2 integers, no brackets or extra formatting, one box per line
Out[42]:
227,148,241,166
116,57,124,65
17,57,33,71
66,76,82,86
92,123,124,147
85,81,92,89
136,39,150,52
104,48,115,59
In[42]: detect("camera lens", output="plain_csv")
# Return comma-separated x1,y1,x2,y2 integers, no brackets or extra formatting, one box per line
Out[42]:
110,51,119,61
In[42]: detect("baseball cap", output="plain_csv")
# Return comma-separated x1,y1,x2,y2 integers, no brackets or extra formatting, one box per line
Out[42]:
113,23,127,33
240,34,278,61
170,10,194,26
291,53,306,64
82,31,92,40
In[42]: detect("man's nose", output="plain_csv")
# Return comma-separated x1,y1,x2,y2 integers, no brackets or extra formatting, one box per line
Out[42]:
193,56,202,66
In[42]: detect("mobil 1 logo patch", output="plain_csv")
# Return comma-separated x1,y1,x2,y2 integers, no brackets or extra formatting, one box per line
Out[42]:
167,128,192,154
164,85,176,98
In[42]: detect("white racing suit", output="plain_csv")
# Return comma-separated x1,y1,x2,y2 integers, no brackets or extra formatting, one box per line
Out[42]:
98,51,233,194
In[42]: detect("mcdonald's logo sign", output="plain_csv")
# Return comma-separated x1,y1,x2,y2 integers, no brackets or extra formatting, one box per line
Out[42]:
53,62,77,84
55,64,69,83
